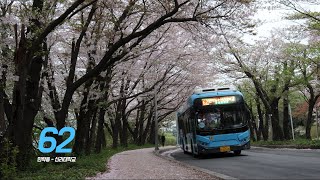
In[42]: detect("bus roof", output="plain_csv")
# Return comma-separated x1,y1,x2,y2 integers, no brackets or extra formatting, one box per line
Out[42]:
178,90,243,115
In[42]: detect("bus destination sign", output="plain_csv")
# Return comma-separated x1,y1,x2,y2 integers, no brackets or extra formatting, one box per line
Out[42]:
202,96,236,106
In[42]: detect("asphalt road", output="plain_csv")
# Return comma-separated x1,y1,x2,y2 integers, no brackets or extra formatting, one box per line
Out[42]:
170,147,320,179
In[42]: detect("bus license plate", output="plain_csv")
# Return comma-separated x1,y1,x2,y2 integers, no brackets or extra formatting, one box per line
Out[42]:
220,146,230,152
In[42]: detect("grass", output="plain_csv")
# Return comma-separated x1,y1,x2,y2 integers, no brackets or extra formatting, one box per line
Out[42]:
252,138,320,148
16,144,154,180
252,124,320,148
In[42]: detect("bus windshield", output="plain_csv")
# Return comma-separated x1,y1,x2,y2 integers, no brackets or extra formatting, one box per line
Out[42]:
196,105,246,131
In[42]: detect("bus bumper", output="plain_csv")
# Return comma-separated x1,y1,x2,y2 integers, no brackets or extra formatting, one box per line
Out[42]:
197,141,250,154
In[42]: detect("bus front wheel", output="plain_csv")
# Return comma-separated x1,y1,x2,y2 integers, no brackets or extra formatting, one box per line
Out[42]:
183,148,187,154
234,150,241,155
192,146,198,158
182,143,187,154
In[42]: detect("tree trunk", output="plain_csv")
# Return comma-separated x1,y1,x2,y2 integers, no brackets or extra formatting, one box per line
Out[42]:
95,67,112,152
141,106,153,145
73,114,84,155
137,101,147,145
119,98,128,147
305,81,320,140
130,108,140,144
0,91,5,134
148,117,155,144
247,112,255,141
85,106,98,155
0,65,7,134
270,99,284,141
73,85,91,155
10,22,45,169
13,53,43,169
120,109,128,147
82,97,98,155
263,113,269,141
55,94,72,145
112,101,122,148
0,91,12,144
248,101,257,141
95,108,106,153
0,49,10,135
306,99,316,139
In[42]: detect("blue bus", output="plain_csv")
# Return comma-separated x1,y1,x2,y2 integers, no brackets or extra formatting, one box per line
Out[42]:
177,88,250,157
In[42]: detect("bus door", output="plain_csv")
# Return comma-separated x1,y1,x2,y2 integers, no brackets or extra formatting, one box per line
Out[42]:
192,118,198,154
189,111,198,155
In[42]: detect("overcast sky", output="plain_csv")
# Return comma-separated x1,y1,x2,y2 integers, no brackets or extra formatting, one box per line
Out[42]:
243,0,320,44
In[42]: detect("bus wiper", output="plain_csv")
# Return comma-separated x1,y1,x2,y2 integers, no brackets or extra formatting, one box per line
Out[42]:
231,124,247,128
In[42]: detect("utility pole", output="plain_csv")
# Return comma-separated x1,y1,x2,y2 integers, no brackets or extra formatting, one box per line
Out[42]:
316,64,319,140
176,113,179,147
288,104,295,141
154,85,159,151
268,114,272,141
316,107,319,140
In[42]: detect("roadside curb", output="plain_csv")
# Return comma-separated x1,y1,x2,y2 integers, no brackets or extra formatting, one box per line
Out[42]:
157,146,178,154
154,147,238,180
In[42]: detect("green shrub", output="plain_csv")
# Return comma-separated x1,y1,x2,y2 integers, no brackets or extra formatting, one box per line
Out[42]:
163,133,177,146
252,137,320,147
0,138,19,180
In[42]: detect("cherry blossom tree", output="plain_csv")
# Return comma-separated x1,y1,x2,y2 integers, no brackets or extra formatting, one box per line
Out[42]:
0,0,92,169
42,0,252,153
215,33,301,140
0,0,254,169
